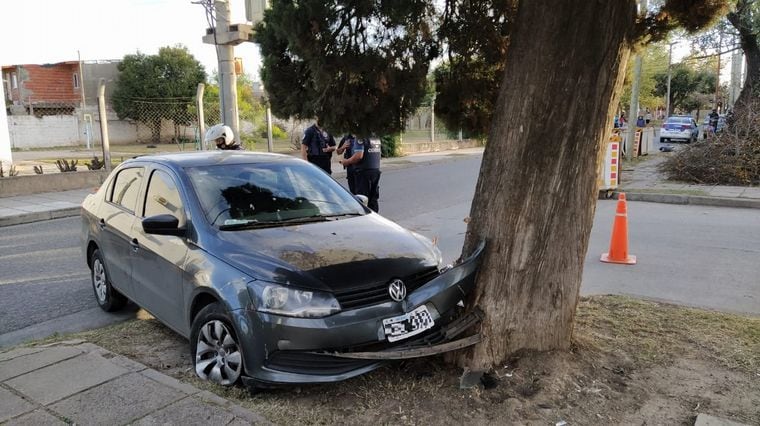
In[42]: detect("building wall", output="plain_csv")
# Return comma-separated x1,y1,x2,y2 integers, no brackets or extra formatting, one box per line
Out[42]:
7,115,81,148
17,63,82,105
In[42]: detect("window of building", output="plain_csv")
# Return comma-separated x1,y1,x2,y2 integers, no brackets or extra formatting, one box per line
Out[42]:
11,73,17,89
73,73,80,89
110,167,144,213
144,170,184,222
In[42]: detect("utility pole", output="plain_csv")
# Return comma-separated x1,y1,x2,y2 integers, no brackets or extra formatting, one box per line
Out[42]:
201,0,253,146
715,32,723,111
729,39,743,108
97,79,112,172
626,0,647,158
666,41,676,118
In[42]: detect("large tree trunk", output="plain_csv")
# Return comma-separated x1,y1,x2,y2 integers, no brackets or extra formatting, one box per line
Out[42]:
457,0,637,371
728,4,760,109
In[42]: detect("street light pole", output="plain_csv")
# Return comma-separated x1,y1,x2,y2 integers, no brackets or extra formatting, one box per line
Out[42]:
666,41,675,118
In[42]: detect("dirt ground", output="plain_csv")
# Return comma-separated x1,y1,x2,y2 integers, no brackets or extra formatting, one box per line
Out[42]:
40,295,760,425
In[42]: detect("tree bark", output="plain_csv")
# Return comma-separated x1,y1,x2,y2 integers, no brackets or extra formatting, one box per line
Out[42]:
728,4,760,109
457,0,637,370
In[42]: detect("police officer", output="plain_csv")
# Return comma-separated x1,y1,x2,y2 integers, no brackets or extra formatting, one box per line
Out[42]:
301,119,336,174
336,133,357,194
340,137,381,212
205,124,242,150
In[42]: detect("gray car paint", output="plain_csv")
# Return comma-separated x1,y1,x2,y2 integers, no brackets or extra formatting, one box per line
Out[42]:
82,152,483,385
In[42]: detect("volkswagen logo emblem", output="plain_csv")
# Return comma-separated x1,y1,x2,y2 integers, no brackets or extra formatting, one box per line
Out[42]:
388,279,407,302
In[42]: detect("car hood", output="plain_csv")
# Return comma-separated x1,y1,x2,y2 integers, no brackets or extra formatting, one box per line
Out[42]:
203,214,441,292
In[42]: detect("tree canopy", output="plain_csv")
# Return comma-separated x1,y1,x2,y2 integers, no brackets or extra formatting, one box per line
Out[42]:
112,45,206,141
433,0,513,138
653,61,716,114
255,0,438,136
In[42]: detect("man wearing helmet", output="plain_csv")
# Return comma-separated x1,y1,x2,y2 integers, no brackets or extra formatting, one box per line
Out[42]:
205,124,242,150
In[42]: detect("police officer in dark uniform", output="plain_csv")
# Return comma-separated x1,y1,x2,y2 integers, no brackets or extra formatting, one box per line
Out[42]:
340,137,381,212
336,133,357,194
301,119,336,174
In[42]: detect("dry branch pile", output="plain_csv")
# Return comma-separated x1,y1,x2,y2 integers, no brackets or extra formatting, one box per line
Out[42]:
661,98,760,185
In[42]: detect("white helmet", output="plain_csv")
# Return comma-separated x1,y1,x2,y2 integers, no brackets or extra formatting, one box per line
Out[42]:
205,124,235,149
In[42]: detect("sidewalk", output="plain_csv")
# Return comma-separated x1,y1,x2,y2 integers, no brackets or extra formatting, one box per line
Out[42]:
617,154,760,209
0,340,269,425
3,148,760,228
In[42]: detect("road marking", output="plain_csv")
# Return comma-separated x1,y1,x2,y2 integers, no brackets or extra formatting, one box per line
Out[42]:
0,247,78,261
0,273,89,286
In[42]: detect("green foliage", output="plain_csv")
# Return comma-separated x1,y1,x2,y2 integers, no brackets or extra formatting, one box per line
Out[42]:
201,74,265,125
380,134,401,158
257,122,287,139
256,0,438,136
55,159,78,172
434,0,513,138
620,43,670,111
112,45,206,141
653,62,716,113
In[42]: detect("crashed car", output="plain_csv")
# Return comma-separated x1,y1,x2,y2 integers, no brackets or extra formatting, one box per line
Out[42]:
81,151,483,387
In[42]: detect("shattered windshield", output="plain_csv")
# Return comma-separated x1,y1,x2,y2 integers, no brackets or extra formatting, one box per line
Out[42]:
186,161,365,228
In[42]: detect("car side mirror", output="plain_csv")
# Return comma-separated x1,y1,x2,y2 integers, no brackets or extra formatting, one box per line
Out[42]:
142,214,185,236
355,194,369,206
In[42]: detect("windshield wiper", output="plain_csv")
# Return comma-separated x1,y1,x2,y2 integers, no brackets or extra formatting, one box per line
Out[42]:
218,219,283,230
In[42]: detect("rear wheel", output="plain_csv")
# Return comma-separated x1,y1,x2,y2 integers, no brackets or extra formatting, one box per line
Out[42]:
191,303,244,386
90,249,127,312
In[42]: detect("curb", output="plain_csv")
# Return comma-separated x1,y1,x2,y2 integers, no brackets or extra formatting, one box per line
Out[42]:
0,207,80,227
617,191,760,210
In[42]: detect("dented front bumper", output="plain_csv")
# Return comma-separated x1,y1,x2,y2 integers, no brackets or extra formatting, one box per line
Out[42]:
235,241,485,385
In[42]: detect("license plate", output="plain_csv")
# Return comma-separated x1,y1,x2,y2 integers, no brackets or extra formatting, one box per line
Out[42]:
382,305,435,342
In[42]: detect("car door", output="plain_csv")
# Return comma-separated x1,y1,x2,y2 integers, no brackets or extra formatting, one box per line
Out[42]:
98,166,146,298
130,167,189,332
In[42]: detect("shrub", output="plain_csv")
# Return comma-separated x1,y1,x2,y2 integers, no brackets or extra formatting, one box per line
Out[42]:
661,98,760,186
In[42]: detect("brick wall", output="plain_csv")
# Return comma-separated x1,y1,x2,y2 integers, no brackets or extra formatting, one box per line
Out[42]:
18,64,81,104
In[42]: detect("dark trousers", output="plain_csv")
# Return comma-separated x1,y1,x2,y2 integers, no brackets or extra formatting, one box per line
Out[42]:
307,155,332,174
346,168,357,194
355,168,381,212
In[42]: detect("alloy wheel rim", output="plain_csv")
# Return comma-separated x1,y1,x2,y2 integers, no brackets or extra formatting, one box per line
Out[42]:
93,259,107,302
195,320,242,386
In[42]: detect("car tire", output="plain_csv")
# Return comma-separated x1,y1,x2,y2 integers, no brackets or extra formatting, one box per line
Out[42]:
90,249,127,312
190,302,244,387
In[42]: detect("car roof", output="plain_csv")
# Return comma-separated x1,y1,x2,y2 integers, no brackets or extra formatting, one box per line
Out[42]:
123,151,299,168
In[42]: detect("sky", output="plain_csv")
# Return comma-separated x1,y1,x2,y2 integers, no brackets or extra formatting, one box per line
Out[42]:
0,0,262,80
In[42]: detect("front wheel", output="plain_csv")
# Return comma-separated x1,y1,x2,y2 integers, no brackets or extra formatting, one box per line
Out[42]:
90,249,127,312
191,303,244,386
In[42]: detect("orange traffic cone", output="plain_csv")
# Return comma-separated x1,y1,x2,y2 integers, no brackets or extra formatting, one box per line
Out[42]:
600,193,636,265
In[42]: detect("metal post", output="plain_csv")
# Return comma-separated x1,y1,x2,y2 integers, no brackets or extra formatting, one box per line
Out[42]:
666,42,675,118
196,83,206,150
215,0,240,145
266,105,273,152
626,0,647,158
77,50,90,113
430,96,435,143
98,79,112,172
715,32,723,110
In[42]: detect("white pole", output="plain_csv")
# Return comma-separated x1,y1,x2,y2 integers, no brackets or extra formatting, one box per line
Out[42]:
266,105,273,152
215,0,240,145
666,42,674,118
98,79,112,172
0,80,12,166
196,83,206,150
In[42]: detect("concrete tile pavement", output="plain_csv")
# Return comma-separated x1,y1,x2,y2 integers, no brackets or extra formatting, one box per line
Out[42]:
0,341,270,425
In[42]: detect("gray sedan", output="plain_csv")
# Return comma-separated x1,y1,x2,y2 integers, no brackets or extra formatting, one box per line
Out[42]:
81,151,483,388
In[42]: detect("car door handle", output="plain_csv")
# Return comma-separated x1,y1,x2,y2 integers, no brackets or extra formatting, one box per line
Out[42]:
130,238,139,252
98,219,106,230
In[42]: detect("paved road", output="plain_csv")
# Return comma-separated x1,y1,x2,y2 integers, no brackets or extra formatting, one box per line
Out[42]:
2,153,758,347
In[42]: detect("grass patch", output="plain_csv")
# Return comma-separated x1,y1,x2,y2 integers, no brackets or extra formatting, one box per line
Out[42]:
14,295,760,425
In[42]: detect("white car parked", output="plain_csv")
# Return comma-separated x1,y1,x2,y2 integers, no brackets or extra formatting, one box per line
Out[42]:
660,116,699,143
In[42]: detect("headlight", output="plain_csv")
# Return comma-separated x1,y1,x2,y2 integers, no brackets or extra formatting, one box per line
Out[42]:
248,283,340,318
